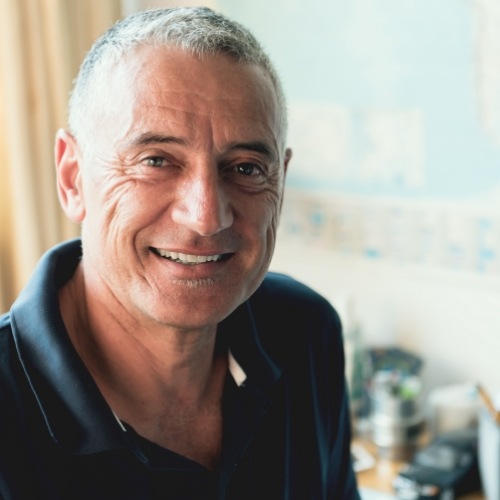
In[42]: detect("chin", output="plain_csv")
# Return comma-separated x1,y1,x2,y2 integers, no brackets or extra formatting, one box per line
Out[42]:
141,298,238,331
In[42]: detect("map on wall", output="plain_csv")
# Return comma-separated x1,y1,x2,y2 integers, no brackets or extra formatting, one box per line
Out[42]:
217,0,500,205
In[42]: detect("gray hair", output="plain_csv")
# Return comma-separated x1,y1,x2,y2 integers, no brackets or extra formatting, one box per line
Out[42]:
68,7,287,151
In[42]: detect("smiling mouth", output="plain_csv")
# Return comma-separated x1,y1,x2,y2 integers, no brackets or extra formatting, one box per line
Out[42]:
151,248,232,265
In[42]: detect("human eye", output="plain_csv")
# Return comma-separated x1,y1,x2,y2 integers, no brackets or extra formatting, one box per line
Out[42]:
224,161,268,189
222,155,278,191
141,156,168,168
235,162,264,177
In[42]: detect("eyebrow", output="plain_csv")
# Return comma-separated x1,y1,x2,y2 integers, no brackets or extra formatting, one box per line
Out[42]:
126,133,278,163
228,141,278,163
126,133,188,148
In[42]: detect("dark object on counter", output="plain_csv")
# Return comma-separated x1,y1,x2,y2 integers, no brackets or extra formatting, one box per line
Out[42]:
367,347,423,378
392,429,481,500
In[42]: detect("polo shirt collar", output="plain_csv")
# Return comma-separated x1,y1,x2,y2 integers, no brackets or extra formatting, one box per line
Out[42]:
10,239,129,454
9,239,281,455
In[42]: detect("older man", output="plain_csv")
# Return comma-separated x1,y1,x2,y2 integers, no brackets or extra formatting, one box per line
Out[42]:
0,7,359,499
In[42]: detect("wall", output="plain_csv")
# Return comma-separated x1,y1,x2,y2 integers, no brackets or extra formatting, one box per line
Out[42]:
272,190,500,395
129,0,500,396
214,0,500,397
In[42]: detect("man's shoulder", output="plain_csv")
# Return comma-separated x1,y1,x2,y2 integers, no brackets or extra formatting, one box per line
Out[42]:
0,312,23,403
0,311,10,328
256,272,336,316
245,273,345,382
0,312,14,348
0,312,19,369
250,272,342,339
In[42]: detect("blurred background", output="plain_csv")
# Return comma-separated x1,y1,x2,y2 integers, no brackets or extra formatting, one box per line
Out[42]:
1,0,499,419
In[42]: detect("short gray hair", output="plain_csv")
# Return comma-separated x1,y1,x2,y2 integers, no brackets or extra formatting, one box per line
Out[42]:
68,7,287,151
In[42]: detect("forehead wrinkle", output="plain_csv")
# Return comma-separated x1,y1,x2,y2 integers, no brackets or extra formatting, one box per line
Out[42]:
118,100,277,160
142,81,268,119
116,62,280,156
125,132,189,149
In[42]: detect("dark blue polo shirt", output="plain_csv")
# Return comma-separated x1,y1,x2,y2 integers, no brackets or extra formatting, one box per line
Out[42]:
0,239,360,499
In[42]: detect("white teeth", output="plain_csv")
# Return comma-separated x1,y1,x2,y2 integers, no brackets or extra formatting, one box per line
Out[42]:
155,249,222,264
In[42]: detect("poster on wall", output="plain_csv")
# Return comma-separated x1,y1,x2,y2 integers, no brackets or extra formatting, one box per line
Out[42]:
217,0,500,274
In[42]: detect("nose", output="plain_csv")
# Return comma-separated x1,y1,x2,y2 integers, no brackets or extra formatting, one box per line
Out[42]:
171,167,233,236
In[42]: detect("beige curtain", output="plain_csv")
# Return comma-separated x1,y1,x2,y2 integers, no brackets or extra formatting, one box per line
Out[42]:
0,0,123,311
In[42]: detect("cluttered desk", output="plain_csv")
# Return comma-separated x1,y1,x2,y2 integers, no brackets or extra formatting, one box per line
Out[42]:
353,437,484,500
347,347,498,500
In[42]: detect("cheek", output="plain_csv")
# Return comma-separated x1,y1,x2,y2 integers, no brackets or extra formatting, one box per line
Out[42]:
81,176,141,247
261,186,285,227
243,191,283,248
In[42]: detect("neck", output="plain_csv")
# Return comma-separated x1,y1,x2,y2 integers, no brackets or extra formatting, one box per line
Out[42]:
59,263,229,469
58,263,224,414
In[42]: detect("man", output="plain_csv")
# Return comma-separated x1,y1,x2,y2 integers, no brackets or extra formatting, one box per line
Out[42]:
0,7,360,499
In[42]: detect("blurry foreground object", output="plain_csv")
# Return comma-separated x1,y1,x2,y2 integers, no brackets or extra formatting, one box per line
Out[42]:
367,347,424,460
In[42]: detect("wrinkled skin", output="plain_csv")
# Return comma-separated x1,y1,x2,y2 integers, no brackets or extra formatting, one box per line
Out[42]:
57,46,291,339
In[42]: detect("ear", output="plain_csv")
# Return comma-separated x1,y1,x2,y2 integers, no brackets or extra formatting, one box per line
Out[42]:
55,129,86,223
284,147,292,175
278,148,292,215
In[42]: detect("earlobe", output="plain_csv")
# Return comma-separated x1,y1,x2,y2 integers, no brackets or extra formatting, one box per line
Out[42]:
284,147,292,174
55,129,86,223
